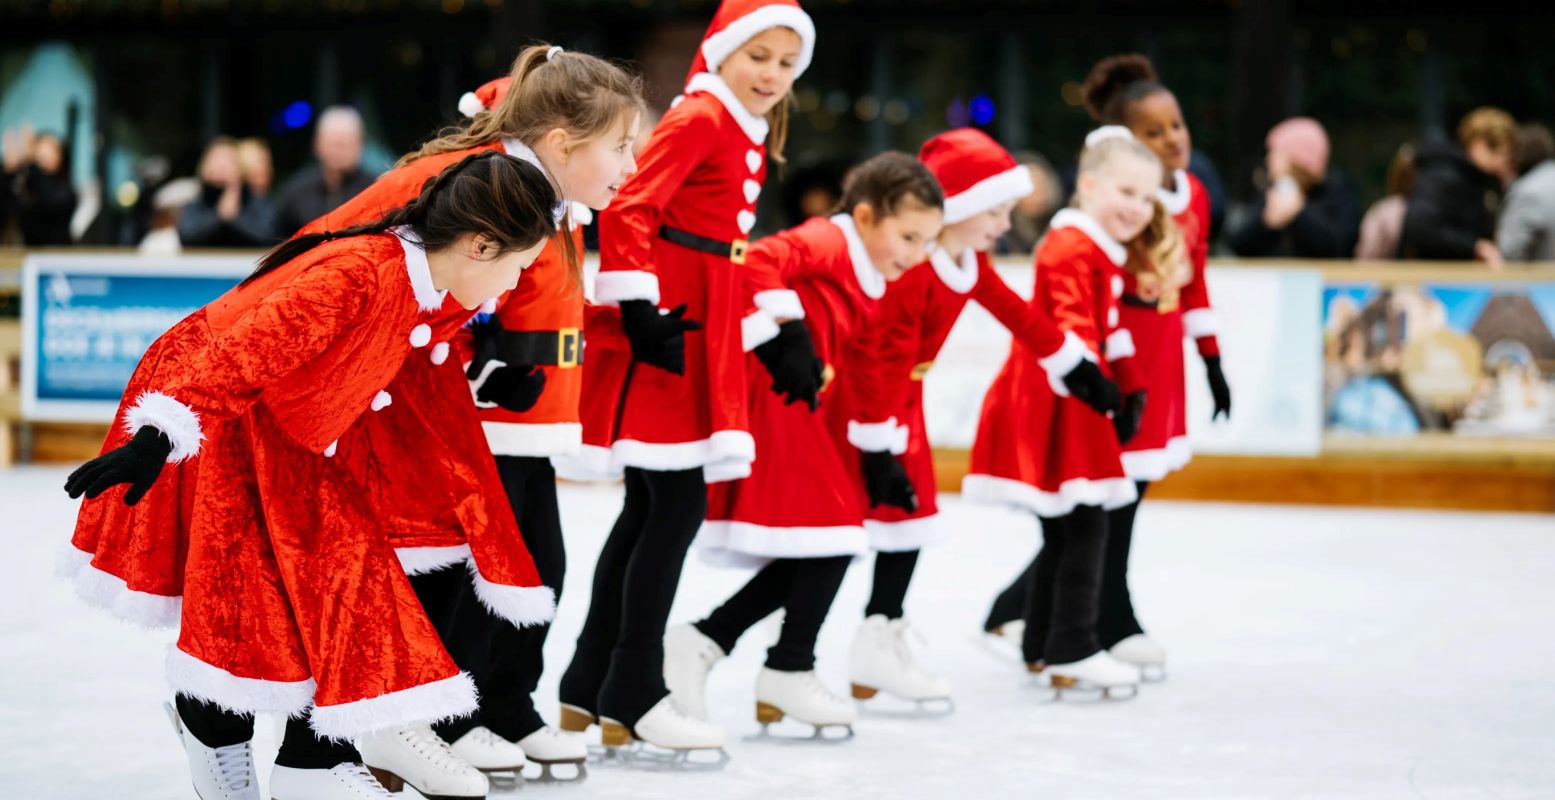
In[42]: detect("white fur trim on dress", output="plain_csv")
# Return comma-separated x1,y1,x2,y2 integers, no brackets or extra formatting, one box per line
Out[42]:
482,421,583,457
1157,170,1192,215
550,444,623,483
1049,208,1127,266
611,429,756,475
866,515,946,552
928,246,978,294
593,270,661,306
391,227,448,312
56,544,182,629
943,166,1034,224
1037,331,1090,397
754,289,805,321
457,91,486,118
309,671,479,742
961,473,1138,517
696,519,869,567
831,214,886,299
123,391,203,463
1105,329,1137,362
394,545,472,576
468,563,557,628
165,646,315,719
684,72,771,145
743,310,781,352
698,4,816,79
1182,308,1220,340
847,418,909,456
703,459,753,484
1121,436,1192,482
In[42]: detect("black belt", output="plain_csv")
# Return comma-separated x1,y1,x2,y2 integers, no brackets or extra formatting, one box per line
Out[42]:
659,225,749,265
498,328,582,368
1121,294,1158,309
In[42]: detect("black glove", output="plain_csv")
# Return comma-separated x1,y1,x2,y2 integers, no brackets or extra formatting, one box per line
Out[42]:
1203,355,1231,421
860,449,918,513
471,362,548,412
1062,359,1120,416
753,320,824,411
1113,390,1147,445
619,299,702,375
64,426,173,506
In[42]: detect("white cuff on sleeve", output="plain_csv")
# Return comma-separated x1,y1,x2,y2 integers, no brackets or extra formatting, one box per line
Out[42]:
1183,308,1220,340
848,418,909,455
1038,331,1095,397
594,270,661,306
124,391,204,463
753,289,805,321
742,311,781,352
1105,329,1136,362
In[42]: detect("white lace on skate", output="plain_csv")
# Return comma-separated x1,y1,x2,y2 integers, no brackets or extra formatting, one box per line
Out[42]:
450,726,526,772
755,669,856,741
664,625,725,721
331,764,396,798
395,725,478,776
210,742,257,796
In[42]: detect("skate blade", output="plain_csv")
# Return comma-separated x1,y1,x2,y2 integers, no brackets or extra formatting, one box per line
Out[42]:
520,759,588,783
854,691,955,719
1044,675,1140,702
616,742,729,772
1139,665,1167,683
749,720,856,744
484,768,524,794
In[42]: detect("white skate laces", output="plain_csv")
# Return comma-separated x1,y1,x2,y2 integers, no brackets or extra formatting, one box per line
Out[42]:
335,763,396,798
396,725,470,773
211,742,256,794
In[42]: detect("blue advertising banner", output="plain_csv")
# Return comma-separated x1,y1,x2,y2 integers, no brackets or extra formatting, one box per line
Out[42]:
21,255,252,422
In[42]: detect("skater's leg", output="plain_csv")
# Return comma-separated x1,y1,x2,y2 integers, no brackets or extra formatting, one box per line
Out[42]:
984,553,1035,632
274,711,361,770
863,550,919,621
174,693,256,748
1020,516,1064,664
1043,505,1109,665
766,556,851,672
1098,481,1148,649
694,559,796,654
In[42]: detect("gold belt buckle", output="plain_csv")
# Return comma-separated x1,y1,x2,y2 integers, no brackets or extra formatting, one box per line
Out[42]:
730,238,749,265
557,327,581,368
909,361,934,381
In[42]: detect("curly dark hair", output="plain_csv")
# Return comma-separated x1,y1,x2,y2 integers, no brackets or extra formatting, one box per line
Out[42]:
1081,53,1168,125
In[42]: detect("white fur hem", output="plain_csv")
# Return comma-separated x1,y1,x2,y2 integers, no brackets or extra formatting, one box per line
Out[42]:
943,165,1035,224
611,430,756,475
1105,329,1136,362
551,444,623,483
468,563,557,628
961,473,1138,517
704,460,753,484
847,418,909,455
593,270,660,306
481,422,583,457
1037,331,1090,397
56,544,182,629
309,671,479,742
1121,436,1192,482
754,289,805,321
123,391,203,463
743,311,781,352
394,545,472,576
696,519,869,567
165,646,315,719
1183,308,1220,340
866,515,946,552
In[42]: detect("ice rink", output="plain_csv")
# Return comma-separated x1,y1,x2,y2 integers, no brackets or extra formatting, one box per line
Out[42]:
5,464,1554,799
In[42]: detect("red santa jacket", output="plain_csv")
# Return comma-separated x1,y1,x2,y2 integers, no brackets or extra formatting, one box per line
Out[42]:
1160,169,1219,355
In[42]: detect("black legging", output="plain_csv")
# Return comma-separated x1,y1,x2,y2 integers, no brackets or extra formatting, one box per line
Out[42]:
174,694,357,770
694,555,852,672
863,549,920,620
1007,505,1109,665
559,467,706,727
425,456,566,745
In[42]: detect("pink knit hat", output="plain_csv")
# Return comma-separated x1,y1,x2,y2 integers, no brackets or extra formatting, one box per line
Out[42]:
1267,117,1330,177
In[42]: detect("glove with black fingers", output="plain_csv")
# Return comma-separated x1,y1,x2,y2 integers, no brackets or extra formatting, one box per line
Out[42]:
470,361,548,412
1062,359,1120,416
860,449,918,513
64,426,174,506
619,299,702,375
753,320,825,411
1203,355,1232,421
1113,390,1148,446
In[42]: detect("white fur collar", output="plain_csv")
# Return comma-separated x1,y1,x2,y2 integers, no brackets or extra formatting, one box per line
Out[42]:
1049,208,1127,267
1157,170,1192,215
501,138,568,225
829,214,885,300
684,72,770,146
928,245,979,295
390,227,447,312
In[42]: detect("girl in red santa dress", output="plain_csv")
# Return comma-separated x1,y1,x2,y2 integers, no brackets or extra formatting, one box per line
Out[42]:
63,152,557,800
660,151,944,737
981,56,1229,683
553,0,827,758
830,128,1121,711
962,127,1183,698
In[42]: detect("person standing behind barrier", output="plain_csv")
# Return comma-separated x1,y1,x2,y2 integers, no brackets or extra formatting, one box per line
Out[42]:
1400,107,1516,267
1228,117,1359,259
272,106,378,238
1497,123,1555,263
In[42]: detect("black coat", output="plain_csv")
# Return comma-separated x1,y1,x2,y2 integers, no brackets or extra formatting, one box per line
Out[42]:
1398,136,1501,261
4,165,77,245
1227,170,1360,259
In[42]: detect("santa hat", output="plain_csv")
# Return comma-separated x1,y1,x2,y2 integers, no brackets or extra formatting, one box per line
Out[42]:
685,0,816,86
918,128,1034,224
457,76,513,118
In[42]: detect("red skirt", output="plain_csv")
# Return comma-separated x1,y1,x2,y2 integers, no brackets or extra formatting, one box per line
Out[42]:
1117,301,1191,481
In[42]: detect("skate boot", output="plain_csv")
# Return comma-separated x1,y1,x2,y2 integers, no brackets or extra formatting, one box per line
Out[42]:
448,726,525,786
979,620,1026,663
1044,651,1141,700
269,763,395,800
598,695,728,770
848,615,953,715
664,624,726,721
557,639,612,734
754,668,856,741
163,702,260,800
357,724,488,799
1109,633,1167,682
517,727,588,782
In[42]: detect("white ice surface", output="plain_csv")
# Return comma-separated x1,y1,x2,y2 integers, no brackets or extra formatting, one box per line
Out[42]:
4,464,1554,799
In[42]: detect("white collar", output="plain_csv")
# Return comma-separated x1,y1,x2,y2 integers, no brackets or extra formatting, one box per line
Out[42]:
1048,208,1128,267
390,226,448,311
927,245,979,295
501,138,569,225
1156,170,1192,215
829,213,885,300
684,72,770,145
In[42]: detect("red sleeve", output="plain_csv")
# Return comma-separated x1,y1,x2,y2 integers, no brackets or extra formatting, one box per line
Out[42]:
594,107,718,306
844,268,930,453
1043,248,1100,351
1177,175,1220,357
971,257,1094,395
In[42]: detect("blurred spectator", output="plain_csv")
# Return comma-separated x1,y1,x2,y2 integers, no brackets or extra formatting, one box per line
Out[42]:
1355,143,1417,260
138,177,200,256
1188,149,1228,242
2,125,78,245
1496,123,1555,263
1228,117,1360,259
238,137,275,198
1400,107,1516,266
179,136,276,248
271,106,377,237
996,152,1062,257
782,159,846,227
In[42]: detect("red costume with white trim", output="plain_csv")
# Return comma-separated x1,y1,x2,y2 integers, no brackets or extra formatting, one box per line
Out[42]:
963,209,1141,516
